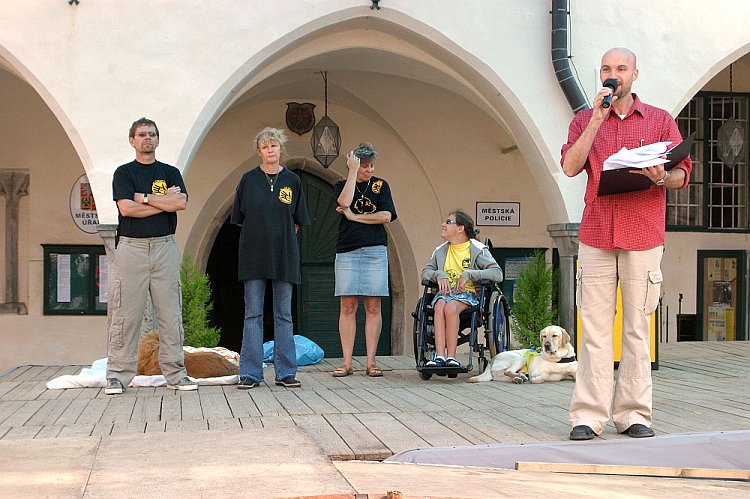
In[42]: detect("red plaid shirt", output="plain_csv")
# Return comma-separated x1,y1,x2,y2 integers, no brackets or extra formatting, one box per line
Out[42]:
561,95,692,251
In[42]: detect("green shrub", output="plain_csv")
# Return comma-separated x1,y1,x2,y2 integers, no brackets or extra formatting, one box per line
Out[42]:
180,253,221,348
512,250,558,349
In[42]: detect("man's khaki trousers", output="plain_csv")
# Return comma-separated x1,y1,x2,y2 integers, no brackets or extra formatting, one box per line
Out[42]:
107,235,187,386
570,242,664,434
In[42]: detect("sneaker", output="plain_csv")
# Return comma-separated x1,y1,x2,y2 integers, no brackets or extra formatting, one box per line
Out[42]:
275,376,301,388
425,357,446,368
445,357,461,368
166,377,198,391
237,377,261,390
104,378,124,395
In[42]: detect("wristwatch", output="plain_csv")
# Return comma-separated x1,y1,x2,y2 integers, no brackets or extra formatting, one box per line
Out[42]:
655,171,669,186
143,195,149,204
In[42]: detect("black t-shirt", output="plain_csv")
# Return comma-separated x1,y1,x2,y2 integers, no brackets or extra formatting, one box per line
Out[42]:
112,160,187,238
231,167,311,283
334,176,397,253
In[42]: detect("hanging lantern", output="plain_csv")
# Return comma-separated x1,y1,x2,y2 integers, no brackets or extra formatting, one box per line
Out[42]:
310,71,341,167
717,64,745,168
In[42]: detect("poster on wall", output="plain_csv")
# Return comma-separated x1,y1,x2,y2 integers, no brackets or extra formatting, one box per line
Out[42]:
69,174,100,234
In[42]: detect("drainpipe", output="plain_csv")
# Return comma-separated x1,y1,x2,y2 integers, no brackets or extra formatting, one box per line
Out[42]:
551,0,590,113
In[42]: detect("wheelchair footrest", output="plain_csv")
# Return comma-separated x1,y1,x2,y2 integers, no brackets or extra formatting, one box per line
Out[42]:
417,365,472,375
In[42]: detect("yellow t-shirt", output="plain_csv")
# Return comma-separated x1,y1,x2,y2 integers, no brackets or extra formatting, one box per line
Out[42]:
444,241,475,293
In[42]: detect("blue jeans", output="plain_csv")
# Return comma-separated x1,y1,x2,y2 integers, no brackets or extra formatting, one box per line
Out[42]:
240,279,297,382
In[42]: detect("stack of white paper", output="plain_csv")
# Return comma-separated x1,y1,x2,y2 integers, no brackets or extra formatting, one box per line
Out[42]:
603,141,673,171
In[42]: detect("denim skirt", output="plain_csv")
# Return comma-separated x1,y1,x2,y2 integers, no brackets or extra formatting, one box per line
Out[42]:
335,245,389,296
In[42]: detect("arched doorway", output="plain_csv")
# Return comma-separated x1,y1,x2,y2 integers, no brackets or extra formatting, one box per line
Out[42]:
206,169,391,358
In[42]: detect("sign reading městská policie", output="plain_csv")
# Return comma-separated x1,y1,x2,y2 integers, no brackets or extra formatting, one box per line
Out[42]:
475,202,520,226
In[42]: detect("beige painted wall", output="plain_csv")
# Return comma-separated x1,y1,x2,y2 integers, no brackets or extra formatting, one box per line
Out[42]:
0,1,749,368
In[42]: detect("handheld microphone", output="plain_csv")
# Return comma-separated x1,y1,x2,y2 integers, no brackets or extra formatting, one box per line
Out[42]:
601,78,618,109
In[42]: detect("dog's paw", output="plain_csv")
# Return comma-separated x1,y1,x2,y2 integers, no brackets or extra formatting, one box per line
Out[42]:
512,374,528,384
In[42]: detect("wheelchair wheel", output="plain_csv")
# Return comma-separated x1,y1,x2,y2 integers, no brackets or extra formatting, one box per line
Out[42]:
487,290,510,356
420,371,432,381
412,296,436,372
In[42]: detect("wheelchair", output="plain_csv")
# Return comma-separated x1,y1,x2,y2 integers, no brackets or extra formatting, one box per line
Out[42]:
412,278,512,380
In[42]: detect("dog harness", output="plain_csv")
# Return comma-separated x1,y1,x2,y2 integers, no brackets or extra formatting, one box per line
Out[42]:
522,349,541,374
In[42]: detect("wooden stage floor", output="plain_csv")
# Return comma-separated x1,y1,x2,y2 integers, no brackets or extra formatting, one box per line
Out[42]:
1,341,748,461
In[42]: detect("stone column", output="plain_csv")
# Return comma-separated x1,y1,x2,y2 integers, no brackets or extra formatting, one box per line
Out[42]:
547,223,579,337
0,170,29,315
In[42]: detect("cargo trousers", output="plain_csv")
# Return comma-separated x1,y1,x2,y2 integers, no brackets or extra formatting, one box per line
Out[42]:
106,235,187,386
570,242,664,434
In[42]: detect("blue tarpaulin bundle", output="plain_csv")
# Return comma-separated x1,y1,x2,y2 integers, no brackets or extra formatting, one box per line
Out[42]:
263,335,324,365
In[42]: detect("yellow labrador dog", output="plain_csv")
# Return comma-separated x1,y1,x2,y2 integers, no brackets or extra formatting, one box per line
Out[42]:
468,325,577,384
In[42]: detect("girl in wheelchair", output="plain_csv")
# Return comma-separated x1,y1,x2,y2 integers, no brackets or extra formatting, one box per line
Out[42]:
420,210,503,368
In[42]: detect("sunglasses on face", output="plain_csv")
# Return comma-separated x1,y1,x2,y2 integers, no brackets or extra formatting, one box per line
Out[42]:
444,219,457,225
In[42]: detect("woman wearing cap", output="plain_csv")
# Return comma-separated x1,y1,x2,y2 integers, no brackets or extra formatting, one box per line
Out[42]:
421,210,502,368
332,142,397,378
231,127,310,389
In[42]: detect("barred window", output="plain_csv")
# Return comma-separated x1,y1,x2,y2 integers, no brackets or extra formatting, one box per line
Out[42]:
670,93,749,231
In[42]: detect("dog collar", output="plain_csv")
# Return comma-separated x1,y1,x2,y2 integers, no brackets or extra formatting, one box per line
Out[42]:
558,356,577,363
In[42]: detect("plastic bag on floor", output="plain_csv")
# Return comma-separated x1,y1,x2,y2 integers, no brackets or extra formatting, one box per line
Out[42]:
263,334,324,365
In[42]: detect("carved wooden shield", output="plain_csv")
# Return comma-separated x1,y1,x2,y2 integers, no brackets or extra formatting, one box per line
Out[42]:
286,102,316,136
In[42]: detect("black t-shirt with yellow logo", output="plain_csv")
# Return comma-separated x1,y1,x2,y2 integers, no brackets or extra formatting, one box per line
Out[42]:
231,167,310,283
334,176,397,253
113,160,187,238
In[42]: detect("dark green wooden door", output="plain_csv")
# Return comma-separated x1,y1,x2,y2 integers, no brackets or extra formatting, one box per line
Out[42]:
296,171,391,357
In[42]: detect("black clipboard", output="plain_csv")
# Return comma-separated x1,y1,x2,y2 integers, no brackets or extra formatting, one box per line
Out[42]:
597,133,694,196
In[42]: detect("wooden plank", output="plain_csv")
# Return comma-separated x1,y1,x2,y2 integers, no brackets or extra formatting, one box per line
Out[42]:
1,425,42,440
34,425,64,439
160,395,182,421
0,400,24,424
165,420,208,432
324,413,391,460
10,366,48,382
313,389,360,414
99,396,137,424
1,400,45,427
354,412,429,455
293,390,339,414
426,411,500,445
145,421,166,433
110,421,147,435
130,396,163,422
346,388,394,412
25,399,73,427
515,461,750,480
207,418,242,431
179,392,203,420
199,393,233,420
293,414,355,461
391,411,472,448
0,381,21,398
249,391,287,416
55,399,91,426
238,417,263,430
0,366,31,381
91,422,114,436
274,391,314,415
57,424,94,438
260,415,296,429
75,398,110,425
224,390,262,418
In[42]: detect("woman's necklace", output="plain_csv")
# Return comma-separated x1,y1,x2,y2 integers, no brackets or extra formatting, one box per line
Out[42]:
355,178,371,199
263,168,280,192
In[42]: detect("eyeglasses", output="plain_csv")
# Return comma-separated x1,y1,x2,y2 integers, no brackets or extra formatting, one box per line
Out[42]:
444,219,457,225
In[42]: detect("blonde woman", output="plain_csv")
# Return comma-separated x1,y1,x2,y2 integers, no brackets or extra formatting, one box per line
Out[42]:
231,127,310,389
